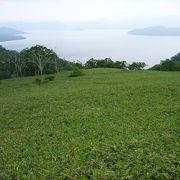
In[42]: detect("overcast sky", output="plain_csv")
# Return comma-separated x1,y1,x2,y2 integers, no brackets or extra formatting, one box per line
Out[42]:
0,0,180,22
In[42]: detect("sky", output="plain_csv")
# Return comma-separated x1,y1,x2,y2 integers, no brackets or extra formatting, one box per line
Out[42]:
0,0,180,23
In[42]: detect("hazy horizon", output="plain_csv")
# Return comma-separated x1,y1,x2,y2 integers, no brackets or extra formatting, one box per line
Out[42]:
0,0,180,29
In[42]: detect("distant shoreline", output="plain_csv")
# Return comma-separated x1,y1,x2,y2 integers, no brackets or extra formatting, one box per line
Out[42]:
128,26,180,36
0,27,26,42
0,35,26,42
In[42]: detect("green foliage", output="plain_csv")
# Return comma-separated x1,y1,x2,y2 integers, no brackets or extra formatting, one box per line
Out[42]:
0,69,179,179
0,44,179,80
149,52,180,71
0,45,18,62
0,61,14,80
85,58,128,69
0,45,82,79
0,71,11,80
25,45,57,75
149,64,162,71
33,77,42,85
150,59,180,71
44,75,55,81
69,67,85,77
85,58,97,68
75,61,83,69
33,76,55,85
85,58,147,70
171,52,180,62
113,61,127,69
128,62,147,70
0,46,17,79
161,59,177,71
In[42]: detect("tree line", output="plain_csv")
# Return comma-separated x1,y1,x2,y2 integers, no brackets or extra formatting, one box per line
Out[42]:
0,45,147,80
0,45,179,80
84,58,146,70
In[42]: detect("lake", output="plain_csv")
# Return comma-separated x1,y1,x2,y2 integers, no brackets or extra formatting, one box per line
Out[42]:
0,29,180,67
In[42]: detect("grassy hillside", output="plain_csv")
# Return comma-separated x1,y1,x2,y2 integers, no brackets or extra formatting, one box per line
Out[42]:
0,69,179,179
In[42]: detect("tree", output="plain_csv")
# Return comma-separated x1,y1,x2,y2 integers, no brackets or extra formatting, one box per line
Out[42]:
25,45,57,75
149,64,161,71
0,60,14,79
104,58,114,68
160,59,177,71
54,56,61,73
85,58,97,68
128,62,146,70
113,61,127,69
0,45,82,79
171,52,180,62
0,45,17,79
74,61,83,69
12,51,27,77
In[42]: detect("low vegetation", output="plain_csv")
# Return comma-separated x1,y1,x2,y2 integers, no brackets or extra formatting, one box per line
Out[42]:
33,75,55,85
69,67,85,77
44,75,55,81
0,69,179,179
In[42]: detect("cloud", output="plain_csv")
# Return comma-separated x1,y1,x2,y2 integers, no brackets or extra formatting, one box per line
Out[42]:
0,0,180,22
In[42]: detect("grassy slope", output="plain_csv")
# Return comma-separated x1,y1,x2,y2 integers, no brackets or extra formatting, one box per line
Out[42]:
0,69,179,179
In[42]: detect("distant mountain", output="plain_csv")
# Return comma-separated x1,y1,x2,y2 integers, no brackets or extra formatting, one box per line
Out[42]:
128,26,180,36
0,27,26,42
1,15,180,31
0,21,132,31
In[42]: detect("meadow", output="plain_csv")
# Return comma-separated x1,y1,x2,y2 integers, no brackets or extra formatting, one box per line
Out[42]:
0,69,179,179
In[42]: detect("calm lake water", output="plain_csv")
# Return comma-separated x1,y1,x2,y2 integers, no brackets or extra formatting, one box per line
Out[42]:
1,29,180,67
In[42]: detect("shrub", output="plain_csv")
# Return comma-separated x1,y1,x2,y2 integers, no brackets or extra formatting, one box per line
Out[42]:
69,67,85,77
33,75,55,85
122,69,128,72
34,78,42,85
44,75,55,81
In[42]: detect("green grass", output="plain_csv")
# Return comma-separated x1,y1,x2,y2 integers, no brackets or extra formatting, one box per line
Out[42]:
0,69,179,179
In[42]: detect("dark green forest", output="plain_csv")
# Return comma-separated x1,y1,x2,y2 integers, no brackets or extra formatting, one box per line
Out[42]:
0,45,179,80
149,53,180,71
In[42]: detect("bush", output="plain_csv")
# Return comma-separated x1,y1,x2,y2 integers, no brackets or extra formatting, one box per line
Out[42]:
44,75,55,81
122,69,128,72
34,78,42,85
33,76,55,85
69,67,85,77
